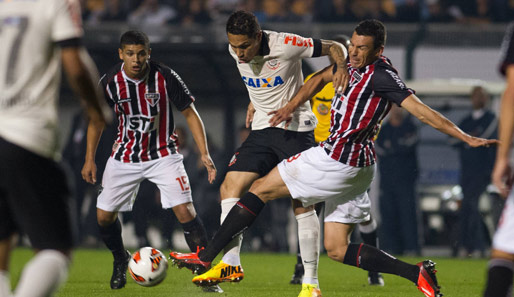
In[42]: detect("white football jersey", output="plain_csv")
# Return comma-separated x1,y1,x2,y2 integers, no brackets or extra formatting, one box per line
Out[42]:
229,30,319,132
0,0,83,159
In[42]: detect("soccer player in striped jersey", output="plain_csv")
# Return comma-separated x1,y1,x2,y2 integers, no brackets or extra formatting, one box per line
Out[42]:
171,10,349,297
483,21,514,297
289,34,384,287
0,0,110,296
81,30,219,291
170,19,498,297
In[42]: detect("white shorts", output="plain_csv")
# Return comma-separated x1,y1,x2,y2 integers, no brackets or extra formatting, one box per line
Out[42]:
277,146,375,224
97,154,192,212
492,190,514,254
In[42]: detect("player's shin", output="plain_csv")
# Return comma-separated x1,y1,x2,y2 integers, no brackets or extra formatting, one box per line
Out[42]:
181,215,208,252
220,198,243,266
296,210,320,285
199,192,265,263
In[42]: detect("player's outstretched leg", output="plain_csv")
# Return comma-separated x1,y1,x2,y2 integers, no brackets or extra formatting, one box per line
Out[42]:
341,243,442,297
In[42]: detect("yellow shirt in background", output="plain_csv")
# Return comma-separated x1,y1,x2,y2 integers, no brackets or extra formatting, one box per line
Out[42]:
306,72,334,143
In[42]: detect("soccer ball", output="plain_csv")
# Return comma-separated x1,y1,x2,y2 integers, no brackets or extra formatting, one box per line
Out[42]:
128,247,168,287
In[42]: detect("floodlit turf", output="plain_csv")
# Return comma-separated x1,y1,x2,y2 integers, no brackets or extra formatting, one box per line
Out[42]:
9,248,488,297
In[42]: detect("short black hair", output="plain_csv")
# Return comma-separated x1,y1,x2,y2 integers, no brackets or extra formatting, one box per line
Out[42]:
120,30,150,49
226,10,261,39
354,19,386,50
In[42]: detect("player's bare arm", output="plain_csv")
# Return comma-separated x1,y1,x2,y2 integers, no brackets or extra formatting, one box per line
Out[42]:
401,94,499,148
246,101,256,128
181,104,217,184
61,47,111,126
321,40,349,94
81,121,104,184
492,65,514,197
269,64,334,127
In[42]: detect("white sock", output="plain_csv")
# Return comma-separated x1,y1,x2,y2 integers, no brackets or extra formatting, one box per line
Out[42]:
14,250,69,297
296,210,320,285
0,270,11,297
220,198,242,266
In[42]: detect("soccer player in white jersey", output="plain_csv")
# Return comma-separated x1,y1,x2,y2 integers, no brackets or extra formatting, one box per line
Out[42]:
0,0,110,296
170,19,498,297
483,21,514,297
81,30,219,291
171,10,348,297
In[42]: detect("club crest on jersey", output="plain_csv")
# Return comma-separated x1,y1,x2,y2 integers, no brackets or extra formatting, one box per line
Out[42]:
145,93,160,106
242,76,284,88
317,103,330,115
266,59,280,70
351,71,362,85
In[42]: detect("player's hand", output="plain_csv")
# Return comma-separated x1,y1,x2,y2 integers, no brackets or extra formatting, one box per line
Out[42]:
268,104,293,128
246,102,256,128
466,136,499,148
332,64,349,95
81,160,98,184
492,158,513,198
201,154,217,184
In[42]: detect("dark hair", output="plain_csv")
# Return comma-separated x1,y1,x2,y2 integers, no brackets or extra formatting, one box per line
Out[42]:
120,30,150,49
354,19,386,50
226,10,261,39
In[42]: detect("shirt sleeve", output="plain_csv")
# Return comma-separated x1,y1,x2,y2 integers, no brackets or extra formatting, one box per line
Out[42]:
499,22,514,76
372,66,414,106
279,32,320,60
164,68,195,111
51,0,83,43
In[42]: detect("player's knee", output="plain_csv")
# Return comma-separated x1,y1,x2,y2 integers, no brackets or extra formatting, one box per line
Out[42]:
96,210,117,227
325,242,349,263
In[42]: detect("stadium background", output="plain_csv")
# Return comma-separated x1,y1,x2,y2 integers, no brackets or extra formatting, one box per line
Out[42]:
55,0,511,256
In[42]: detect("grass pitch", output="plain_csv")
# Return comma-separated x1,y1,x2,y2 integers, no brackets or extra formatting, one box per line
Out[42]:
9,248,488,297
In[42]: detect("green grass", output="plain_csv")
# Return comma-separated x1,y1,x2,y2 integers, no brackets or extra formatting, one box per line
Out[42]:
9,248,488,297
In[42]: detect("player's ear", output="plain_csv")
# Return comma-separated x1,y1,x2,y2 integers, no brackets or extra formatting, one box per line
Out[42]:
118,48,123,60
148,48,152,59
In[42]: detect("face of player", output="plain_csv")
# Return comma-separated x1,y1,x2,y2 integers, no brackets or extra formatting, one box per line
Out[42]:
227,31,262,63
118,44,151,80
348,32,383,69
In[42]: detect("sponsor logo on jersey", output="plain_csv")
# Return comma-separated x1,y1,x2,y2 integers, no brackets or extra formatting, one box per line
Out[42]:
242,76,284,88
145,93,160,106
266,59,280,70
284,35,313,47
118,97,131,103
128,115,159,132
385,69,406,89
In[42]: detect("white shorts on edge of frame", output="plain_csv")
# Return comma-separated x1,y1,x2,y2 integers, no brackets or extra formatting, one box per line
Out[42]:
277,146,375,224
97,154,192,212
492,190,514,254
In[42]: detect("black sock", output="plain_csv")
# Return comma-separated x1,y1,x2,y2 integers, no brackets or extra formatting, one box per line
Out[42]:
343,243,419,284
483,259,514,297
360,229,378,248
199,192,265,262
98,218,126,261
181,215,208,252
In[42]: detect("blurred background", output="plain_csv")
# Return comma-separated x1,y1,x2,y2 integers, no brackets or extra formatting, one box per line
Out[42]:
55,0,512,258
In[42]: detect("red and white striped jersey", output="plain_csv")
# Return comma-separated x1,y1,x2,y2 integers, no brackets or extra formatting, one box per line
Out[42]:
101,60,194,163
321,56,414,167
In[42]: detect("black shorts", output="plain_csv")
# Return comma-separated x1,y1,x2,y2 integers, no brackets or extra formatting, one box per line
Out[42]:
227,127,315,177
0,137,74,250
